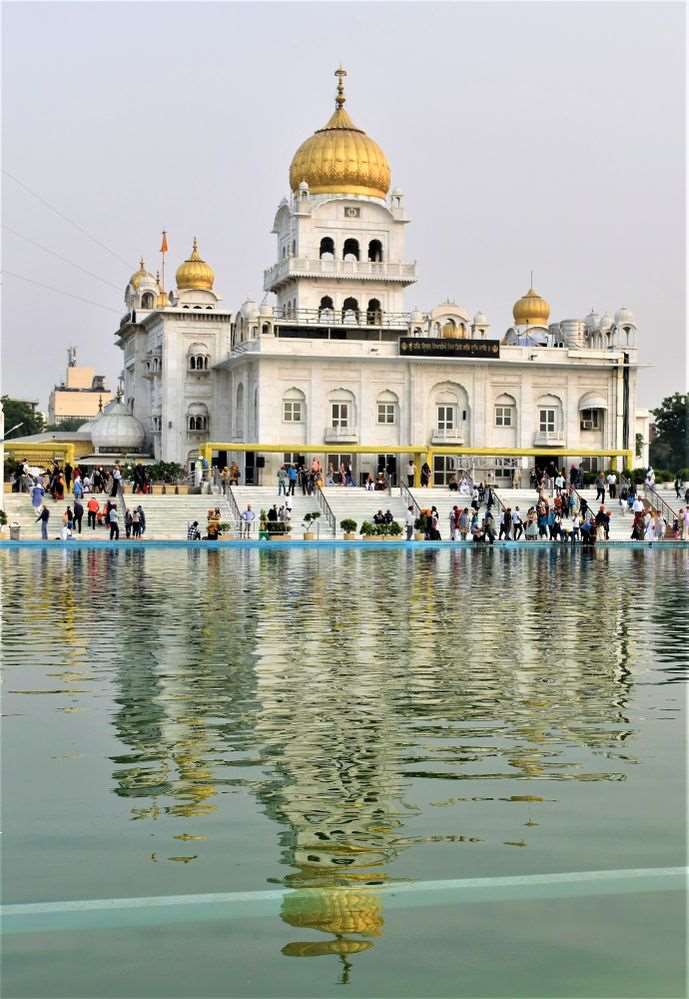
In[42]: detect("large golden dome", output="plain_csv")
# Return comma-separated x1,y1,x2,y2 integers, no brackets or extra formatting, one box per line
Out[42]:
513,286,550,326
176,238,214,291
289,67,391,200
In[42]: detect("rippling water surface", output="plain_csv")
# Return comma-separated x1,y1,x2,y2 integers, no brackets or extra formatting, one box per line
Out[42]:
2,547,687,998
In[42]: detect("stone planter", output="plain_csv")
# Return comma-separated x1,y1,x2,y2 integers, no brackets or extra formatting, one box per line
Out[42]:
151,484,165,495
174,484,190,495
414,533,425,541
343,532,357,541
303,531,316,541
271,535,292,542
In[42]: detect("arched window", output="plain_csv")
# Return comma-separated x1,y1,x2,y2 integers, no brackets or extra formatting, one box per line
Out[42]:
187,403,209,433
536,394,564,439
141,292,154,309
282,387,306,424
368,239,383,262
187,345,209,372
328,388,356,429
319,296,334,320
319,237,335,259
367,298,382,324
494,392,517,429
342,297,359,323
236,383,245,435
343,238,359,261
376,390,398,425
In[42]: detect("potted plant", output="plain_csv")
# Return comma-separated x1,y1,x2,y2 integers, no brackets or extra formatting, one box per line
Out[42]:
413,517,425,542
302,512,317,540
309,511,322,538
340,518,357,540
269,522,292,541
360,520,377,540
388,521,403,539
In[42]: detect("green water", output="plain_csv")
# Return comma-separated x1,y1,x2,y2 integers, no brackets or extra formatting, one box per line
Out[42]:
2,547,687,997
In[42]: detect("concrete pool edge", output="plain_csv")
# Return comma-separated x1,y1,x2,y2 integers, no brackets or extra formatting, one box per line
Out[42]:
3,867,686,934
2,539,689,550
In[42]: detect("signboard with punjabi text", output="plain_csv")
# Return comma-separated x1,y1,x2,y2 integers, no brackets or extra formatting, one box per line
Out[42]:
399,337,500,359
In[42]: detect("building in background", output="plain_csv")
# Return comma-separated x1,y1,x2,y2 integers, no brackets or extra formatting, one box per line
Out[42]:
48,348,112,426
115,67,645,483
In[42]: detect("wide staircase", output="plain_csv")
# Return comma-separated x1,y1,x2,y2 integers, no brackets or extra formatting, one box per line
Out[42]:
491,485,677,541
321,487,408,535
3,491,234,541
230,485,324,536
409,487,493,539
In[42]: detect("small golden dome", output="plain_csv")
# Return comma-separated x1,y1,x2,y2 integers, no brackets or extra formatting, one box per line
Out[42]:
176,238,215,291
129,258,154,289
513,286,550,326
289,67,391,199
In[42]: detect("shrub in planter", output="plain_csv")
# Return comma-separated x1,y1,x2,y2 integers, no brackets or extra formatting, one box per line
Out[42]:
360,520,376,537
387,521,402,537
340,518,357,539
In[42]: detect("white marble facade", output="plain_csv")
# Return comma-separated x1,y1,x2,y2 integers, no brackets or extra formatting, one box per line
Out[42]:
116,70,646,483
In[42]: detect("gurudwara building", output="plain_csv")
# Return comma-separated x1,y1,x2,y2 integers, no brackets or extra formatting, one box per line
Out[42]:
117,68,648,486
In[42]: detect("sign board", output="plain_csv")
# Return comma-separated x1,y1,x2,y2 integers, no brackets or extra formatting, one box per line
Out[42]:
399,337,500,359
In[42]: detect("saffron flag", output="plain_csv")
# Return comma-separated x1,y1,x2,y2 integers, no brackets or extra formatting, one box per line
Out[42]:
160,231,168,254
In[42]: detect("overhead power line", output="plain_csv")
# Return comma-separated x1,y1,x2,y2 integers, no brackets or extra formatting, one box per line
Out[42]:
2,223,123,291
2,270,123,314
2,169,133,270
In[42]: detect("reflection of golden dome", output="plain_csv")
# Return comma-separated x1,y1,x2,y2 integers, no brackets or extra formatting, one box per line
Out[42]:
513,287,550,326
282,888,383,937
289,67,390,199
129,258,154,289
176,238,215,290
282,939,372,958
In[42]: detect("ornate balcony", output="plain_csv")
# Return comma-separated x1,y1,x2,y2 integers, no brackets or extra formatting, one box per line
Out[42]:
431,428,465,445
324,427,359,444
274,306,411,329
264,256,417,292
533,430,566,446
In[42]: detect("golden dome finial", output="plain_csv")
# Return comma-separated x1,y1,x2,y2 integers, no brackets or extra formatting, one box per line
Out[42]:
139,257,145,270
513,281,551,327
288,67,391,199
335,65,347,110
176,238,214,290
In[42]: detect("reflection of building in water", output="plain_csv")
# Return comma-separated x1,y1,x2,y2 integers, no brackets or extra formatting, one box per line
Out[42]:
15,546,661,973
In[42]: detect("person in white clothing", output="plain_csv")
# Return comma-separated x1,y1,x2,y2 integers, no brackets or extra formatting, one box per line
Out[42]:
241,505,255,538
632,496,644,515
405,506,415,541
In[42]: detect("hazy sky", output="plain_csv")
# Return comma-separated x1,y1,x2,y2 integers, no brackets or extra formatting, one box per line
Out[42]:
2,1,686,411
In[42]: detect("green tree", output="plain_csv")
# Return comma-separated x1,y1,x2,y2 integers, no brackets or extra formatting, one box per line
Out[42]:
1,396,44,439
44,417,87,432
650,393,688,471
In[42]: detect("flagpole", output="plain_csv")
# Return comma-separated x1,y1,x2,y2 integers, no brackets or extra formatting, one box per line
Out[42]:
160,230,167,292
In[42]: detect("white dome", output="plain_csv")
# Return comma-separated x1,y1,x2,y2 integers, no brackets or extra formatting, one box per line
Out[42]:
241,299,258,320
599,312,613,332
90,401,145,452
615,306,635,326
77,420,92,434
473,310,489,326
585,309,600,331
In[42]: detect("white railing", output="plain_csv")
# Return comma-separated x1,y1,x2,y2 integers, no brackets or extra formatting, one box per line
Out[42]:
264,257,416,288
272,306,412,328
323,427,359,444
533,431,566,445
431,429,465,445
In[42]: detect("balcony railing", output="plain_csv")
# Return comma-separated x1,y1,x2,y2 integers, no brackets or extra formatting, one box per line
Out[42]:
274,306,411,329
264,257,416,290
533,430,566,446
323,427,359,444
431,428,465,445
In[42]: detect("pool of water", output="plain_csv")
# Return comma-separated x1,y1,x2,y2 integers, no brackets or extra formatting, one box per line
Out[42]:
2,547,687,997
